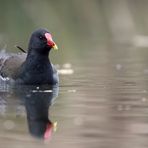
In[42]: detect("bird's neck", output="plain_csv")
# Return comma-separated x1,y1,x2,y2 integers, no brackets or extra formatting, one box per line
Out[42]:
26,50,51,65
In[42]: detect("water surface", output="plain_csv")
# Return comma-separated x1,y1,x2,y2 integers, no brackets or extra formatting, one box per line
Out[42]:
0,46,148,148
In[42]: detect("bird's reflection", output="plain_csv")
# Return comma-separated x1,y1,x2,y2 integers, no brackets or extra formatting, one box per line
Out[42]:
14,85,59,139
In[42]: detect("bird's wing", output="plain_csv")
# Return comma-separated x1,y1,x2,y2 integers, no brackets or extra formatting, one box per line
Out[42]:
0,53,27,79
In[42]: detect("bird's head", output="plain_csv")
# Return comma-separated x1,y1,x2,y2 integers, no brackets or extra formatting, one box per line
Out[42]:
28,28,58,55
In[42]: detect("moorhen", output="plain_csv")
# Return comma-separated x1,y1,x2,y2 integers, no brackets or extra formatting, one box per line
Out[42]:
0,28,59,85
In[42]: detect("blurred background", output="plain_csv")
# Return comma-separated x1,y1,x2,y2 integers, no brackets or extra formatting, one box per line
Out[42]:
1,0,148,148
1,0,148,62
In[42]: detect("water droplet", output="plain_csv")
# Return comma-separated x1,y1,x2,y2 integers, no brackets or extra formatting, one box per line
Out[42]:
36,86,40,90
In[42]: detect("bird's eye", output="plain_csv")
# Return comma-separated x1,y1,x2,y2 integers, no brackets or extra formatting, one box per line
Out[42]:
39,36,44,40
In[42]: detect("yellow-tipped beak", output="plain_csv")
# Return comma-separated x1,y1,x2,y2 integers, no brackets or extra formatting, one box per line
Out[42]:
53,44,58,50
53,121,57,132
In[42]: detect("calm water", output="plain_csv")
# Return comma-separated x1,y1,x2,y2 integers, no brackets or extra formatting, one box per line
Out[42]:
1,45,148,148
